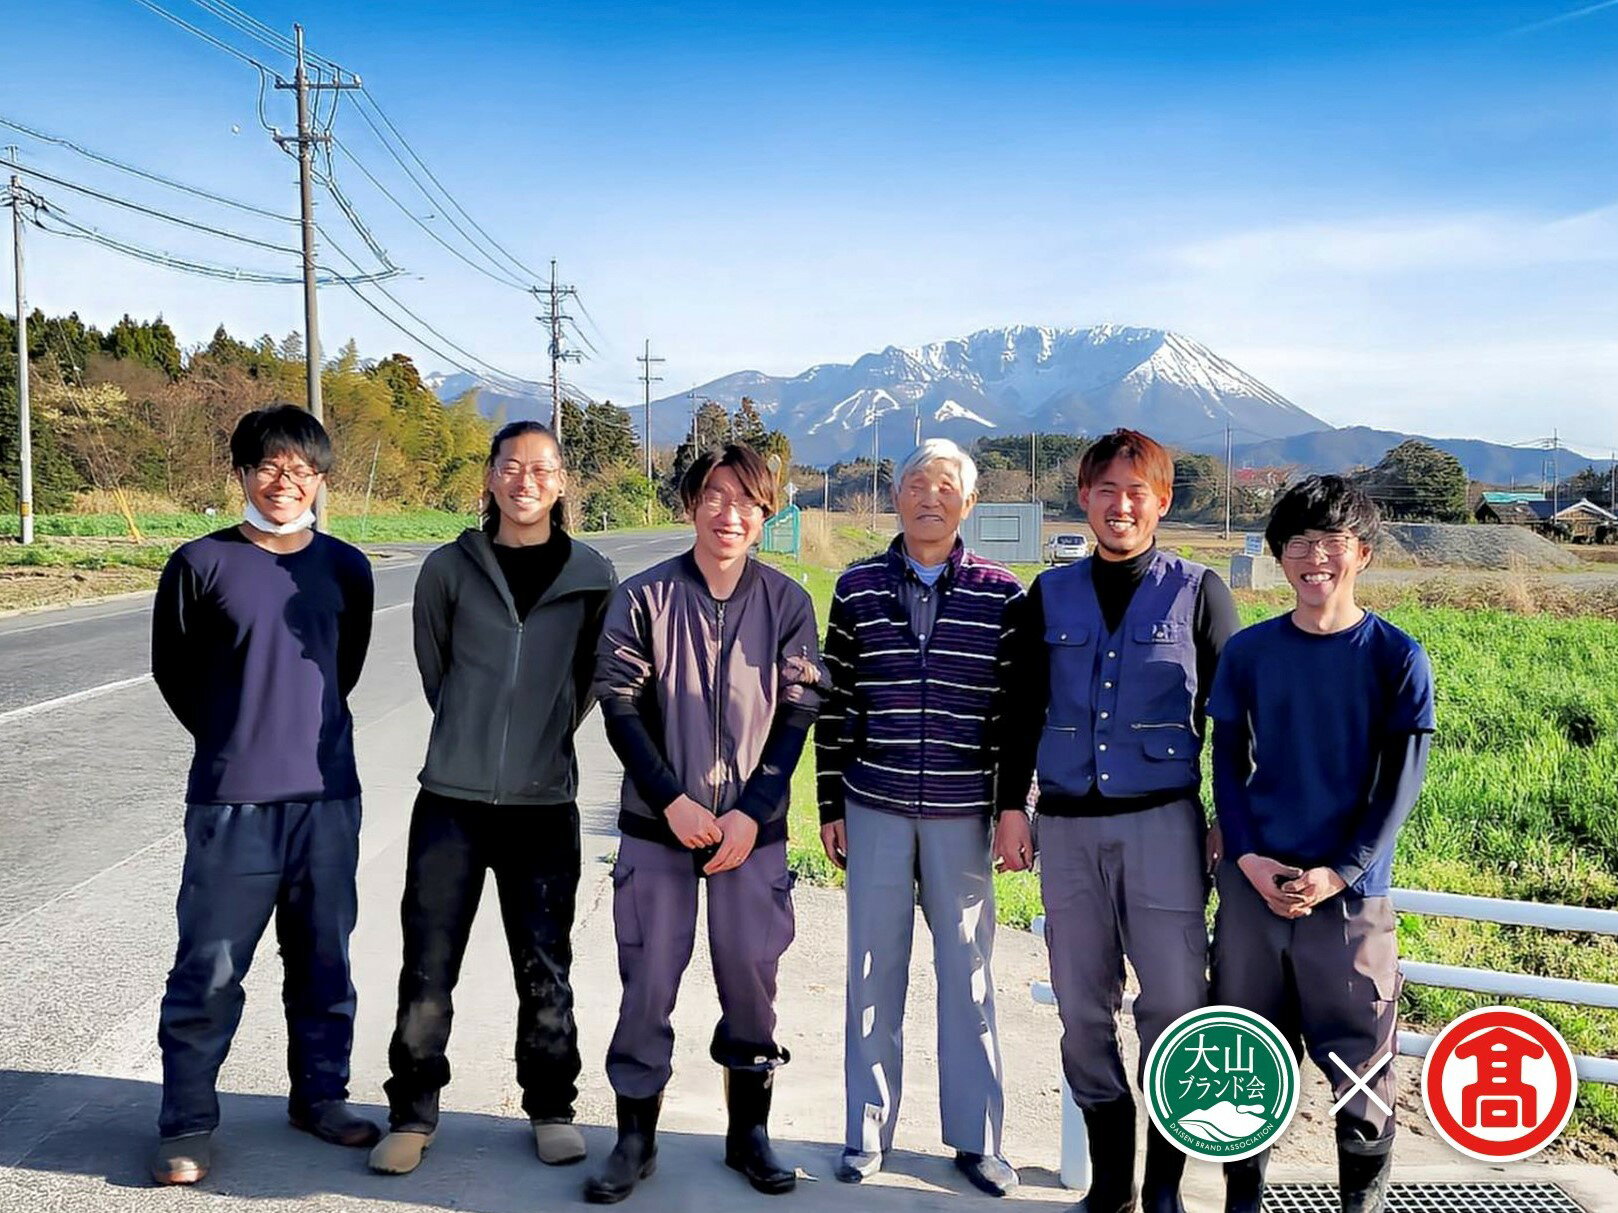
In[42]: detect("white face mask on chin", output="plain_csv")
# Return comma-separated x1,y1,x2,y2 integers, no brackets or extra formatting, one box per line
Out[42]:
240,472,317,536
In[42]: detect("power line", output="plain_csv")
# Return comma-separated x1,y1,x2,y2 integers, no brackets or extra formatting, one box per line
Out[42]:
33,209,310,284
342,98,537,289
320,226,545,393
129,0,273,72
353,90,545,285
0,114,296,224
1,156,305,256
327,134,531,289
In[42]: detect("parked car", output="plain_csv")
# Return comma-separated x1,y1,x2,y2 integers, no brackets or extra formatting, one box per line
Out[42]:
1046,533,1089,564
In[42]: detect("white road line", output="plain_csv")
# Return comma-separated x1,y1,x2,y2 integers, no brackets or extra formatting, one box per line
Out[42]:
0,824,183,942
0,604,151,638
0,602,411,727
0,674,154,726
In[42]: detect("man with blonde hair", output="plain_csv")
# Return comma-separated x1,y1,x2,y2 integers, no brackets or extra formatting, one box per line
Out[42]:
818,438,1025,1197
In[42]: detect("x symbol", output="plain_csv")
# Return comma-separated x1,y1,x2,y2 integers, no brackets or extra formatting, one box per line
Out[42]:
1329,1050,1393,1118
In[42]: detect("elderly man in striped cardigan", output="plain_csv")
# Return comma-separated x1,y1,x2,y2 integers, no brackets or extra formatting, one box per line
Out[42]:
816,439,1025,1198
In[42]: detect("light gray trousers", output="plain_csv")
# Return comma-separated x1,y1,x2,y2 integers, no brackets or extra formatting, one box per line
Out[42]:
842,799,1005,1156
1038,799,1210,1109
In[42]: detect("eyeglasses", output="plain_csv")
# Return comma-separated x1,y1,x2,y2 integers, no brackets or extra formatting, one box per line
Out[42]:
1282,534,1356,559
698,489,764,518
252,462,321,486
496,461,564,483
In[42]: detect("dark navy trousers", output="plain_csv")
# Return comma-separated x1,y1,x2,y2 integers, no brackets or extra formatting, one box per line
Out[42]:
157,798,362,1138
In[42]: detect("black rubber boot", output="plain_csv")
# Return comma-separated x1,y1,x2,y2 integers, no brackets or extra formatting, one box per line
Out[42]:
1223,1148,1270,1213
583,1094,662,1204
724,1069,795,1195
1340,1144,1393,1213
1077,1096,1138,1213
1140,1122,1186,1213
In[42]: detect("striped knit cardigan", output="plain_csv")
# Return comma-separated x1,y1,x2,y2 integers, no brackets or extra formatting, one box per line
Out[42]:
815,537,1024,823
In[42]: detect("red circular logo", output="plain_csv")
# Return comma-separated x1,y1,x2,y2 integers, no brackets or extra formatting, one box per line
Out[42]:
1420,1006,1577,1162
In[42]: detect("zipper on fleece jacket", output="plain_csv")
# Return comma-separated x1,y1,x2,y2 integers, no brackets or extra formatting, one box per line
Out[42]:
492,619,524,804
712,599,726,813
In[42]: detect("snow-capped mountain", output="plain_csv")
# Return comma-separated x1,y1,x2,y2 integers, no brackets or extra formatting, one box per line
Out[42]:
644,325,1326,463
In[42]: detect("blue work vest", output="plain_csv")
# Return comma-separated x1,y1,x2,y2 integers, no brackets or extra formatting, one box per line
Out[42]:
1036,550,1205,799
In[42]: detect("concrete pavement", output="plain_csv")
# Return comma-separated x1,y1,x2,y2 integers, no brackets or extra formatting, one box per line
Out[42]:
0,527,1613,1212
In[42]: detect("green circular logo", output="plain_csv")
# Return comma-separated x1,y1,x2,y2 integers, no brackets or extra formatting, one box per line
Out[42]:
1143,1005,1301,1162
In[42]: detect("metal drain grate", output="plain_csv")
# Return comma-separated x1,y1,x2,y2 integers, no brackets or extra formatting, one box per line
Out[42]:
1263,1183,1586,1212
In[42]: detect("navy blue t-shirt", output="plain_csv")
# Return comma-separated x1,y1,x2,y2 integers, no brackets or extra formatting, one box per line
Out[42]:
152,527,375,804
1207,610,1435,894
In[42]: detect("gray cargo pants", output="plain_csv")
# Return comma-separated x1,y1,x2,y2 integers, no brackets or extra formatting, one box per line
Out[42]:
605,835,795,1099
842,800,1005,1156
1212,861,1402,1153
1037,799,1209,1109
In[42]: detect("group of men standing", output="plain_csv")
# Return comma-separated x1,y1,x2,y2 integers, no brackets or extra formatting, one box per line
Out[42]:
147,404,1432,1213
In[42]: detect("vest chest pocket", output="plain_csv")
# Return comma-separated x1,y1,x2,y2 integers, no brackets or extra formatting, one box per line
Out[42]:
1043,625,1094,724
1132,619,1193,705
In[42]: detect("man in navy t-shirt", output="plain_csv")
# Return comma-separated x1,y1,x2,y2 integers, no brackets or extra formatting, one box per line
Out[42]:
148,405,378,1185
1209,475,1435,1213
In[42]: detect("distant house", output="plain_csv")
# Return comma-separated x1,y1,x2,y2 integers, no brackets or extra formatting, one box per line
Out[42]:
1475,493,1617,542
1234,465,1293,501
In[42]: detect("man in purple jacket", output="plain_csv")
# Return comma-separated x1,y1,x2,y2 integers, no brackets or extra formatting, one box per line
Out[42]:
149,405,377,1185
817,439,1024,1197
586,443,825,1204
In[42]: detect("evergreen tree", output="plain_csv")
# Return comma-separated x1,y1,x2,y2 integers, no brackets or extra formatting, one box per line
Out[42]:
733,396,767,447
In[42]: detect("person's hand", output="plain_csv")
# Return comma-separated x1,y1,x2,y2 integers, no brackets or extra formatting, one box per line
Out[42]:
1204,821,1224,873
1281,865,1347,910
1237,853,1307,919
704,810,759,875
820,820,848,870
994,812,1035,872
664,795,723,849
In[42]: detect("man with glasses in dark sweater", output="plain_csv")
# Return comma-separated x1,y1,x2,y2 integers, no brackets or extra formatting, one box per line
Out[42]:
149,405,377,1185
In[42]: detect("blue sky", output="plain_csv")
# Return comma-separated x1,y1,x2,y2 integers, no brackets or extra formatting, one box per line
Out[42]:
6,1,1618,448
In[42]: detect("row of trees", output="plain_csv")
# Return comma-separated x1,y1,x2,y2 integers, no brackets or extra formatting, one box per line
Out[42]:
0,311,821,533
0,311,496,515
802,432,1476,527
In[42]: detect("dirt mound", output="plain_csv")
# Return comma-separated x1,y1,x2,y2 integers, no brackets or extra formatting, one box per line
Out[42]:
1385,522,1579,571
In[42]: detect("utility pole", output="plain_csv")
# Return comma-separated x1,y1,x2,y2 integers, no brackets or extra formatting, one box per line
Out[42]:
870,400,881,534
544,259,581,444
1031,431,1038,504
6,155,34,544
637,339,664,482
913,402,922,449
1223,424,1233,540
274,25,358,528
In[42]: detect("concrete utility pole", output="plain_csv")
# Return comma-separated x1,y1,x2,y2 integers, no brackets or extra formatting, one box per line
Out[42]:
1031,431,1038,504
545,259,581,445
274,25,358,528
913,402,921,449
1224,424,1233,540
7,159,34,545
636,339,664,481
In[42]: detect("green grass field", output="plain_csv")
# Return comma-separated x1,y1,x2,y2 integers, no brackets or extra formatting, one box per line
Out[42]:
770,551,1618,1150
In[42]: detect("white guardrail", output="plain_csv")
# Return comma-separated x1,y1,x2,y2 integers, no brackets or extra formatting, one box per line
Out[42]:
1027,887,1618,1189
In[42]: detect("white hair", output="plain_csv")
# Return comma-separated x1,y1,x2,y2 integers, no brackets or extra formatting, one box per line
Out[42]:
894,438,978,499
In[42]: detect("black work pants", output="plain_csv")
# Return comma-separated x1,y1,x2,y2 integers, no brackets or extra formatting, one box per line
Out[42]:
383,790,582,1130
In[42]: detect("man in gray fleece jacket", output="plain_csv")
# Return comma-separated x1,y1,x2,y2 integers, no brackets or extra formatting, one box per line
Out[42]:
584,444,825,1205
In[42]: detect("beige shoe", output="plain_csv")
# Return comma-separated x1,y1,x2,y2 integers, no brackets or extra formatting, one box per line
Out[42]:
368,1130,434,1175
533,1120,587,1166
150,1132,211,1185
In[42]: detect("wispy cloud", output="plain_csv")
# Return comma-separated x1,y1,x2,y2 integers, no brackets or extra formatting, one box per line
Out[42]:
1509,0,1618,37
1165,206,1618,277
